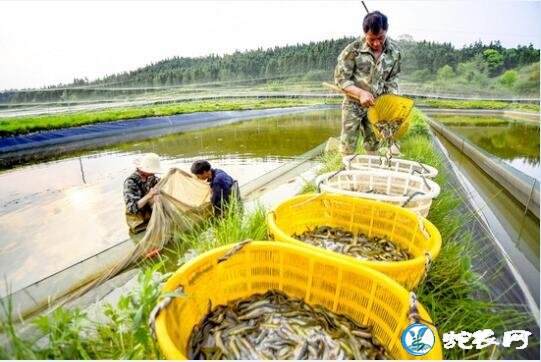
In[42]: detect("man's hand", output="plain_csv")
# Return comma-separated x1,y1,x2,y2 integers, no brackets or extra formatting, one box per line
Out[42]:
148,186,160,205
344,85,375,107
148,186,160,199
137,186,160,209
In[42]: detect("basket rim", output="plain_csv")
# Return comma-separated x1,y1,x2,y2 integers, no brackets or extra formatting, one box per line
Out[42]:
155,240,442,360
342,155,439,177
315,169,441,201
267,193,442,267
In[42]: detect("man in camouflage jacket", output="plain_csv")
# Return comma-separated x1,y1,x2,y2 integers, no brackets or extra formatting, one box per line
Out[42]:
123,153,161,233
334,10,401,155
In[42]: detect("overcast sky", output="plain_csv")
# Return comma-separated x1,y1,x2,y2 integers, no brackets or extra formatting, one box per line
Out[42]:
0,0,539,90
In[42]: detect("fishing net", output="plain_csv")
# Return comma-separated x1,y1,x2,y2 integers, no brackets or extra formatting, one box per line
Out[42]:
367,94,414,141
58,168,211,305
140,168,212,251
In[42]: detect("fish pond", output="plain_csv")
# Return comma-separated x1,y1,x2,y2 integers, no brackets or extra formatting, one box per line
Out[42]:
0,109,341,295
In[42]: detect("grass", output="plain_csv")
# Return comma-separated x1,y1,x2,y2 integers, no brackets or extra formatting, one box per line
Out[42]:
0,262,167,359
0,97,341,137
416,98,540,112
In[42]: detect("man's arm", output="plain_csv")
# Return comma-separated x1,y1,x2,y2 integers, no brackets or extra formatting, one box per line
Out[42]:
384,52,401,94
124,179,142,214
334,42,375,107
123,179,158,214
334,43,356,90
211,182,225,215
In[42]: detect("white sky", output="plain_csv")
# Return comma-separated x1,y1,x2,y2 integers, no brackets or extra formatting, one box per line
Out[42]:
0,0,539,90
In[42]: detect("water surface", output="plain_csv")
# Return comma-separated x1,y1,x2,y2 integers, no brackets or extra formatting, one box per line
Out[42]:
0,109,341,294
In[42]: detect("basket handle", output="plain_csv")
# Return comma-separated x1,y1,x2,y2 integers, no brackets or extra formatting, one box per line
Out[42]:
347,153,360,169
148,285,185,340
407,291,436,327
401,191,426,208
416,215,431,239
419,252,432,287
317,167,346,193
410,169,431,190
217,239,253,264
417,161,430,173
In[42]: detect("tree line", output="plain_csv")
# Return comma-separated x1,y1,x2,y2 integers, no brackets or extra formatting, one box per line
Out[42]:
2,36,539,103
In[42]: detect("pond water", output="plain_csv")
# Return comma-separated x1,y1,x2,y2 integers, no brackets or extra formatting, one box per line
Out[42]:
434,121,541,305
446,121,540,180
0,109,341,295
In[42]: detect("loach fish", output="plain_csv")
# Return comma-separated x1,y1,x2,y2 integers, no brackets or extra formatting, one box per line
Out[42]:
293,226,412,262
187,290,390,360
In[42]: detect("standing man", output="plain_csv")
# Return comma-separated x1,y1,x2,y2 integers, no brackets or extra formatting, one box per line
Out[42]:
334,10,401,155
123,153,162,233
190,160,240,218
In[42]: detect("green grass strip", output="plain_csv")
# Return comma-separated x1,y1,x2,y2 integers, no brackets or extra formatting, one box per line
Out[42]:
0,97,341,137
416,98,540,112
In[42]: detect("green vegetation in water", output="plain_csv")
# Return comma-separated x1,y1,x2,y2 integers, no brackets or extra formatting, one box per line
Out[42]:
416,98,540,112
311,108,537,359
431,115,519,126
0,97,340,137
444,120,540,163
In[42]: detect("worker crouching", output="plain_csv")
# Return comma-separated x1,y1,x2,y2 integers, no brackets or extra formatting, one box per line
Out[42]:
190,160,241,218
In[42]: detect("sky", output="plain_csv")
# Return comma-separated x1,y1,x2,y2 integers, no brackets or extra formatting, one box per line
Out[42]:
0,0,539,90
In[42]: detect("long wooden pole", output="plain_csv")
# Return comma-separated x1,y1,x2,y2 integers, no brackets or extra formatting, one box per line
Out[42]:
322,82,360,103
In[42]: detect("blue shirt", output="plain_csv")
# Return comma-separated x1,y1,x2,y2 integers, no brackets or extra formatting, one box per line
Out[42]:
209,168,235,212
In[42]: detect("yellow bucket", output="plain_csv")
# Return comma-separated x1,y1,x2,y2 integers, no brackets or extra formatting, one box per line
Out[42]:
367,94,415,140
266,193,441,289
154,241,442,360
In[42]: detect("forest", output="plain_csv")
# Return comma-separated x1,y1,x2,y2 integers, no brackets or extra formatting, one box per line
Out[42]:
1,36,539,103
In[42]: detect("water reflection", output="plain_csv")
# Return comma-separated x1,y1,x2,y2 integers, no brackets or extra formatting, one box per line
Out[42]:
435,133,540,304
0,110,341,293
443,121,541,179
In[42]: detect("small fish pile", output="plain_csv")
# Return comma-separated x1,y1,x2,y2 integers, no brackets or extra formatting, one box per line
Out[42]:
293,226,412,262
375,120,402,161
375,120,402,140
188,290,389,360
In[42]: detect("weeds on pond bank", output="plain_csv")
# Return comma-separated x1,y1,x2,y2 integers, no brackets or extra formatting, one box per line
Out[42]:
0,264,166,359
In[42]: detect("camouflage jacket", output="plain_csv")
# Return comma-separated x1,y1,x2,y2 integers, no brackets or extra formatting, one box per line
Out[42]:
123,171,159,214
334,37,401,97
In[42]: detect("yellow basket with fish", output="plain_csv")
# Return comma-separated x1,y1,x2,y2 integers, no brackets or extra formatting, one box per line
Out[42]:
266,193,441,290
153,241,442,360
368,94,415,140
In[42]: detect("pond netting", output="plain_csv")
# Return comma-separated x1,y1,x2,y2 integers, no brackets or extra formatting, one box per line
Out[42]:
59,168,211,305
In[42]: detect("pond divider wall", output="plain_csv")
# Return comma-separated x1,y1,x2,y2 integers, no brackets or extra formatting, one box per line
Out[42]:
427,117,540,219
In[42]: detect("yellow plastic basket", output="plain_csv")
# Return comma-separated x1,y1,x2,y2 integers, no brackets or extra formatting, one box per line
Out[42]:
266,193,441,289
367,94,415,140
154,241,442,360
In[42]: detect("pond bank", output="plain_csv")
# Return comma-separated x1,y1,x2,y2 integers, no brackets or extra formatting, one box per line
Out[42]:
0,104,338,168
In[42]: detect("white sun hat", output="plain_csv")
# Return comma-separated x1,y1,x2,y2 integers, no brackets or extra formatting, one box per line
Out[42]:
133,153,163,174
